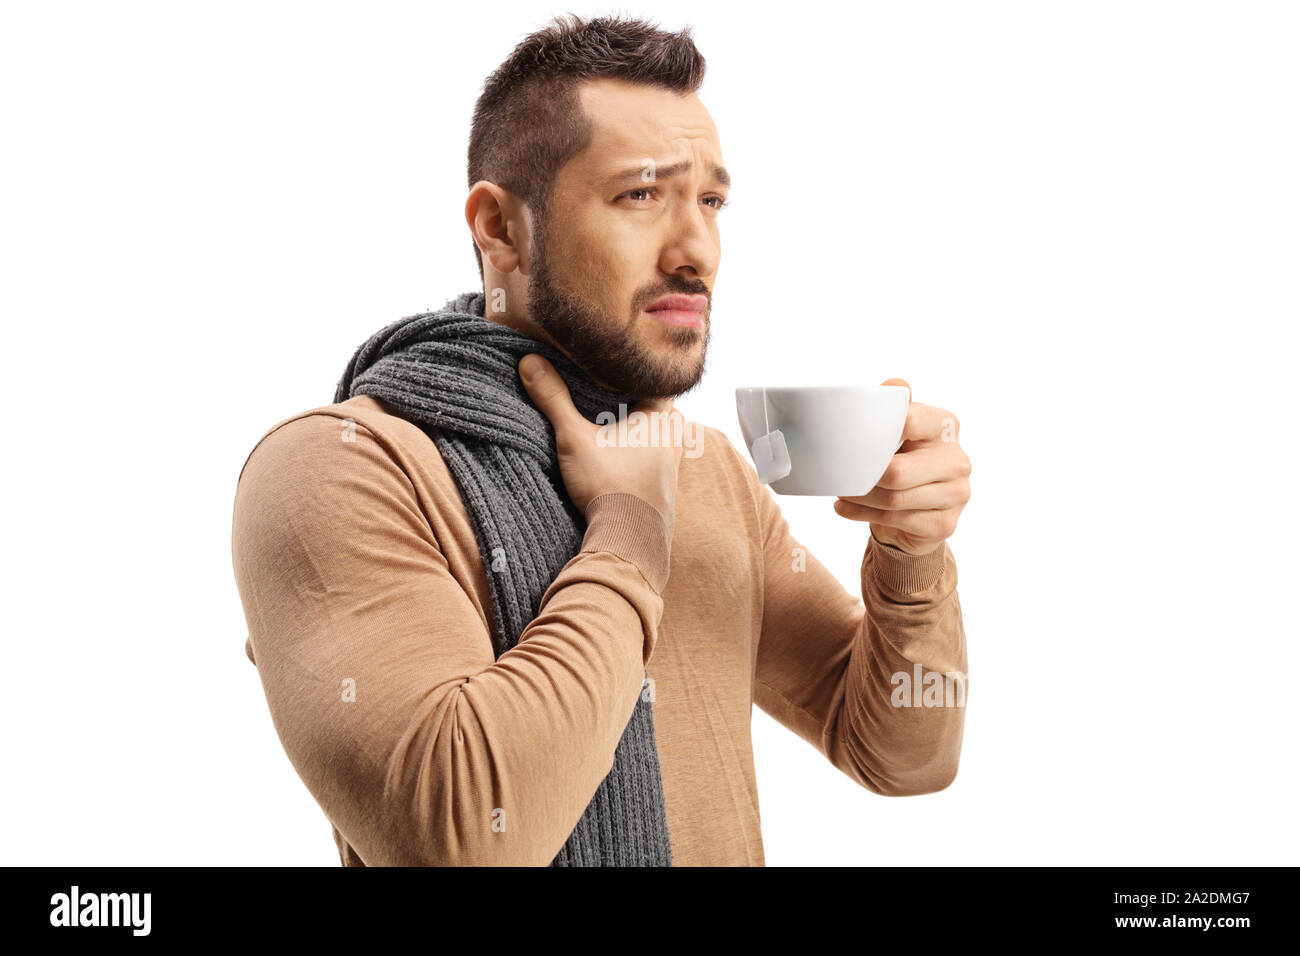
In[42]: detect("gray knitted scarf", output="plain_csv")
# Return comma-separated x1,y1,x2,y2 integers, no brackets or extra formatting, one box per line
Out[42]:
333,290,673,866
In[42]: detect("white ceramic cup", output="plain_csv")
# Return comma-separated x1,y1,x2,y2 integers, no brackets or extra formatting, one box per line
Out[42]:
735,384,911,496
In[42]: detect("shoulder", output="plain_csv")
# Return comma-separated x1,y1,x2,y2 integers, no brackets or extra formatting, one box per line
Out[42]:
235,394,433,489
230,395,448,570
231,395,448,551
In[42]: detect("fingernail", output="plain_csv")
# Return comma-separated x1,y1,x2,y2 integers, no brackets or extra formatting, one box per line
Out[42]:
519,354,541,383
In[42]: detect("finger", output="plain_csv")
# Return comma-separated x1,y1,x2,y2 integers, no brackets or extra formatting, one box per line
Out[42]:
518,354,585,431
833,499,960,539
839,476,970,511
899,401,956,444
880,377,911,402
871,444,972,491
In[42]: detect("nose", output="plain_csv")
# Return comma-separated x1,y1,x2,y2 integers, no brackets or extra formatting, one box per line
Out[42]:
659,203,719,279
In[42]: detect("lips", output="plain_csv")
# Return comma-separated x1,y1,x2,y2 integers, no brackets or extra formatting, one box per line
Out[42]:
646,293,707,329
647,293,708,314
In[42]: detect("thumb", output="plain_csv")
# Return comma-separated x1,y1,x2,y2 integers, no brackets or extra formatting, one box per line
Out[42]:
881,377,914,451
881,377,911,403
519,354,584,432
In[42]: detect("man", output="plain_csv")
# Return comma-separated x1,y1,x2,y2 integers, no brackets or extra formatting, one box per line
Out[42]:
231,13,971,867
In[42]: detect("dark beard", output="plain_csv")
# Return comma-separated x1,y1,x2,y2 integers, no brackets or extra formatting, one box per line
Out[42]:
525,220,711,400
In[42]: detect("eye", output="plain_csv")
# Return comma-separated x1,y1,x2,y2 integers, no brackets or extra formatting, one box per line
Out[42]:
618,187,658,204
615,188,731,211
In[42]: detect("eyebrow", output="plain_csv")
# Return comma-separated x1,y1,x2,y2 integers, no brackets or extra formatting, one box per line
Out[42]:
602,159,731,189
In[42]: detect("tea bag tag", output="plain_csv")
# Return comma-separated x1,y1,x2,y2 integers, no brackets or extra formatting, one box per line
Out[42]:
749,386,792,484
750,429,792,484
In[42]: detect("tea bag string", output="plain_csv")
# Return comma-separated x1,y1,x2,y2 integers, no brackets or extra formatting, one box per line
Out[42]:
762,385,771,436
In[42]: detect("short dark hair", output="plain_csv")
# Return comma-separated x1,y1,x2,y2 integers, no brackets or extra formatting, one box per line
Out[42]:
466,13,707,285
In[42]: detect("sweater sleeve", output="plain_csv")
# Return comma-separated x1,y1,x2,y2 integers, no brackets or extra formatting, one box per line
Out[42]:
230,414,670,865
747,460,967,796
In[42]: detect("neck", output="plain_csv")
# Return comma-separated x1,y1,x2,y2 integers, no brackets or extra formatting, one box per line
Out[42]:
479,293,618,392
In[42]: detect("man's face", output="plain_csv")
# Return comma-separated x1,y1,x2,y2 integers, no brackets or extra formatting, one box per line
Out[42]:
526,77,728,399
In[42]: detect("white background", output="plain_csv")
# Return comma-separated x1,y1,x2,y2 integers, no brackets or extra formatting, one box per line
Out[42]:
3,0,1296,865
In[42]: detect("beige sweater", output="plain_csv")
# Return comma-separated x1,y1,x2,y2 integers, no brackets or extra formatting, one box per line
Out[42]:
230,394,967,866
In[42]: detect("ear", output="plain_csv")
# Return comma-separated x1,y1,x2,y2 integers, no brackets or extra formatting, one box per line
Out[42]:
465,181,524,274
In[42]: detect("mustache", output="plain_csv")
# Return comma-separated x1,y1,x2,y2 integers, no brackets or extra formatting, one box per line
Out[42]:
640,283,711,308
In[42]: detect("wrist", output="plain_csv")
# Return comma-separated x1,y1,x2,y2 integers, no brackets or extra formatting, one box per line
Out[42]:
868,534,947,595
